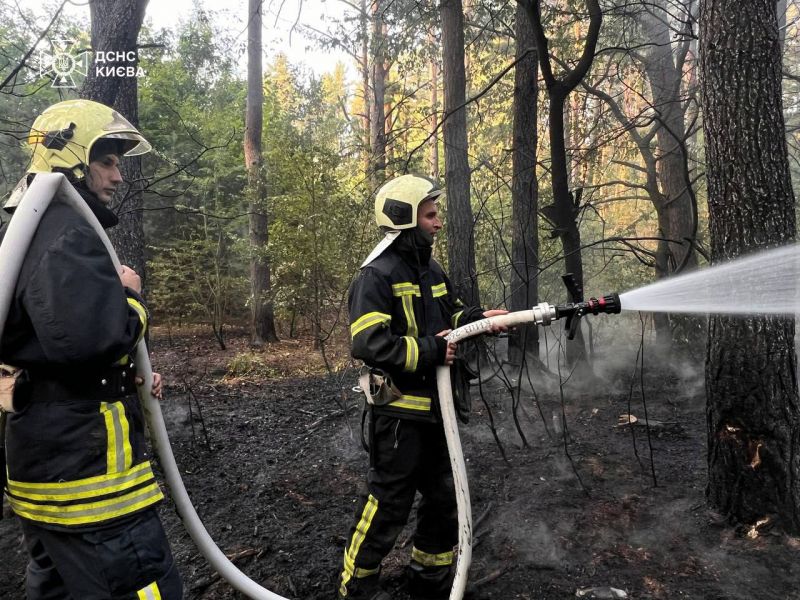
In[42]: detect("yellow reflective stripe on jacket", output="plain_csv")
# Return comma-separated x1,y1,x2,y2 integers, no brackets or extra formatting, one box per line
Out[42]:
431,282,447,298
351,312,391,338
452,310,464,328
101,401,133,474
137,582,162,600
127,297,148,344
391,282,421,337
403,336,419,372
388,394,431,411
411,546,454,567
7,461,157,502
391,282,421,297
399,296,418,337
7,481,163,526
340,494,379,596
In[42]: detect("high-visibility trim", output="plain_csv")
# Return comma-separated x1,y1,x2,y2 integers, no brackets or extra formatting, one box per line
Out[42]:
391,282,421,297
351,312,391,338
388,394,431,411
7,461,156,501
7,481,164,526
340,494,379,596
101,401,133,474
403,336,419,372
400,296,418,338
127,297,148,343
137,582,162,600
354,566,380,578
431,282,447,298
452,310,464,328
411,546,454,567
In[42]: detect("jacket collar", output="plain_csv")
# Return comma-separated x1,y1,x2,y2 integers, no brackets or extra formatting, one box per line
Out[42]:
73,182,119,229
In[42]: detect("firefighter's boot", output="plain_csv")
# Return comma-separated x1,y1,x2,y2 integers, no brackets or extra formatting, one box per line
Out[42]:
337,573,392,600
406,561,453,600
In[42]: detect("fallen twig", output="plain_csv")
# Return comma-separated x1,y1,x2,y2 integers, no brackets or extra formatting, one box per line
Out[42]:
468,565,510,589
225,548,260,563
304,404,357,432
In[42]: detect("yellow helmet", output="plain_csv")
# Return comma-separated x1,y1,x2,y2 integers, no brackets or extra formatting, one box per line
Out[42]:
374,174,444,230
26,99,151,180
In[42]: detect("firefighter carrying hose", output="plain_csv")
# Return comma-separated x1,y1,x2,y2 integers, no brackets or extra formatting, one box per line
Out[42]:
0,99,182,599
338,174,507,600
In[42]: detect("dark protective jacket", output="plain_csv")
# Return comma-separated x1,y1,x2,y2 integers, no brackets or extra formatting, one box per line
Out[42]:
0,182,162,531
349,230,484,422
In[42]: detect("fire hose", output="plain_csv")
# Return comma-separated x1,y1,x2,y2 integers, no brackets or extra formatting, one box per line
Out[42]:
439,294,621,599
0,173,289,600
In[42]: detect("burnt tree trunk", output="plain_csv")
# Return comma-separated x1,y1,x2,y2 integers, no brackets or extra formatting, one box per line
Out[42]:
246,0,278,345
509,3,539,365
81,0,148,286
700,0,800,531
440,0,479,306
521,0,601,373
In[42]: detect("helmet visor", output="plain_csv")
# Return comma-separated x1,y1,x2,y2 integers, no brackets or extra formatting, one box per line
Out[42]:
101,132,152,156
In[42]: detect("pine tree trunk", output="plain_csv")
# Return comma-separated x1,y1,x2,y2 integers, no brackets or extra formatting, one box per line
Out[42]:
360,0,372,179
639,3,701,349
246,0,278,345
509,3,539,365
429,45,440,179
700,0,800,531
440,0,479,307
369,0,387,187
521,0,601,375
81,0,148,288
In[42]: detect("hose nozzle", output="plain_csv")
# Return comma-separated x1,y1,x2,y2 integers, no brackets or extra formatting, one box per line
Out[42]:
554,293,621,340
582,293,622,316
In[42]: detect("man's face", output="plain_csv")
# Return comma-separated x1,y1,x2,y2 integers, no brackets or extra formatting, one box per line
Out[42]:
417,199,442,236
85,153,123,204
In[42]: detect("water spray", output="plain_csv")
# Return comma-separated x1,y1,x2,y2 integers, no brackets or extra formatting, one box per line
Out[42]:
0,174,289,600
439,276,620,600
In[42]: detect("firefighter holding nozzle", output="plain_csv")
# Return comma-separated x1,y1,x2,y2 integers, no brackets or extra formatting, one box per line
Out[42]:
0,99,182,599
338,174,507,600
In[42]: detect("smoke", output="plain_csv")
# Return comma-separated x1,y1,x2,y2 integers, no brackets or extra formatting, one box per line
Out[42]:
490,504,569,568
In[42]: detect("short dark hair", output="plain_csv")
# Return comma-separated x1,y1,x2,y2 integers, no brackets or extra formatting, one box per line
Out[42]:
89,138,126,163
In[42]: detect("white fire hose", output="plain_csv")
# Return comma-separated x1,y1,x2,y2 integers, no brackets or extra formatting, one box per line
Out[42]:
439,305,557,600
0,173,289,600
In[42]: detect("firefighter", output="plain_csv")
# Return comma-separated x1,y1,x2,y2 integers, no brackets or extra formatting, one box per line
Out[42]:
0,99,182,599
338,174,507,600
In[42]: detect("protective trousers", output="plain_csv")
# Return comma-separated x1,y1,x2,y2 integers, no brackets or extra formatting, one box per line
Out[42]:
19,508,182,600
339,414,457,598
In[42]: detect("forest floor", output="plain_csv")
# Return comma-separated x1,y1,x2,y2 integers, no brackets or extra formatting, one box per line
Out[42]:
2,326,800,600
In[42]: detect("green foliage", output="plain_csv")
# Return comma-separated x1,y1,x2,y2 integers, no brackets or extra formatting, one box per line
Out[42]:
225,351,279,379
3,0,775,353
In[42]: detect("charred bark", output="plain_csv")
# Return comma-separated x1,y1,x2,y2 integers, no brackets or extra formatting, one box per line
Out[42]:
509,3,539,365
81,0,148,287
441,0,479,307
520,0,601,373
700,0,800,531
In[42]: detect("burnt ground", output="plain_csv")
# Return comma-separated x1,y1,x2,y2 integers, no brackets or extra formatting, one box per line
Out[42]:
3,326,800,600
